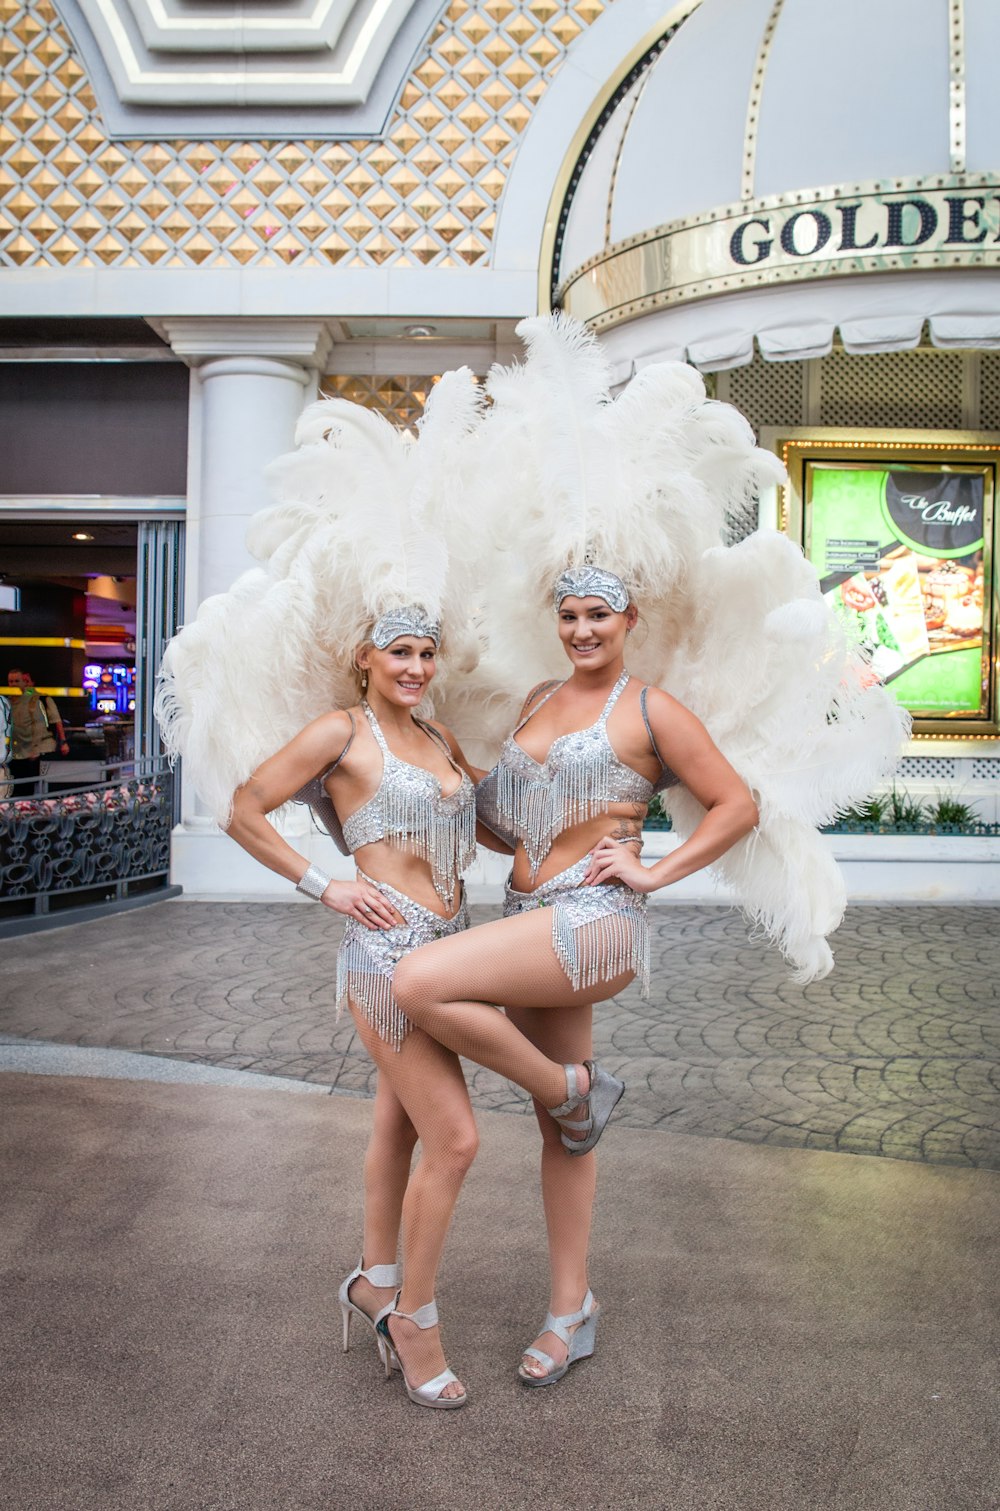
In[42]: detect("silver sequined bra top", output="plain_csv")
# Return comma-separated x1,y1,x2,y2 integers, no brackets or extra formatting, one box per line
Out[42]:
295,702,476,904
477,671,674,878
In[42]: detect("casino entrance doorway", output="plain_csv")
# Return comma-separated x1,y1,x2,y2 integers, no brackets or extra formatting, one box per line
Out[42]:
0,506,184,933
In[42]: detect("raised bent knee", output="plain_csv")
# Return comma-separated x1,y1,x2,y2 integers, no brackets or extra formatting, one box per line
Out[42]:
393,954,433,1020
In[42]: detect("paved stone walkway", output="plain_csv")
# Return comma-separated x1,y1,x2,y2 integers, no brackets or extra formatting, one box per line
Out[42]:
4,898,999,1169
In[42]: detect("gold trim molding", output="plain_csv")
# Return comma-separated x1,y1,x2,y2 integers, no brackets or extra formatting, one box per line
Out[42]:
537,0,702,314
558,174,1000,330
949,0,967,174
742,0,785,203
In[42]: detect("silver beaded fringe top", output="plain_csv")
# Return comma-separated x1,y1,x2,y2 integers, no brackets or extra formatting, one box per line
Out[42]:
339,702,477,903
477,671,655,877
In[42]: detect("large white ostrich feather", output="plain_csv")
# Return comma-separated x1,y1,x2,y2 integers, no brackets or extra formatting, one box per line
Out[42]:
157,311,909,983
656,530,909,978
155,369,482,826
432,315,908,981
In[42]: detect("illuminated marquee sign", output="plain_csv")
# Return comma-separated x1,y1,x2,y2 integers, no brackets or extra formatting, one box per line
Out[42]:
558,176,1000,329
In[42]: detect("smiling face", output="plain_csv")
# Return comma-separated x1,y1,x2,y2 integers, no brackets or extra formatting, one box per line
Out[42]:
357,635,438,706
556,595,637,670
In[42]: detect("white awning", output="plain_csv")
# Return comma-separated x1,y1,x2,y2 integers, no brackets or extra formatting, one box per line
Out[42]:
598,270,1000,378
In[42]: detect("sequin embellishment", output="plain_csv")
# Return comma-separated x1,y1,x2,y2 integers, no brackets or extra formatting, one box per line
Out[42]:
337,870,469,1050
484,672,653,877
503,857,650,998
343,703,477,904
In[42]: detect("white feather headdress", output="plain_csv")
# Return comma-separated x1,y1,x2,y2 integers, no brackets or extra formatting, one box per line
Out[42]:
155,369,482,826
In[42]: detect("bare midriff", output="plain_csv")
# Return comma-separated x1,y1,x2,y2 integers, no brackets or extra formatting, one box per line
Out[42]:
509,799,648,892
351,839,464,920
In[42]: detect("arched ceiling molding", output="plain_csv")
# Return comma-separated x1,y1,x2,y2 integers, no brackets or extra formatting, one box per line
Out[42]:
492,0,701,297
52,0,447,137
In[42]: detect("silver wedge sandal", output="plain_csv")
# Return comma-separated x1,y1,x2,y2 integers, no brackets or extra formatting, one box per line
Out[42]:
518,1290,600,1387
547,1059,625,1155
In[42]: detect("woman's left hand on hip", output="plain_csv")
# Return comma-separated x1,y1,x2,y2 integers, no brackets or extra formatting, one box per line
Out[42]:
582,837,650,891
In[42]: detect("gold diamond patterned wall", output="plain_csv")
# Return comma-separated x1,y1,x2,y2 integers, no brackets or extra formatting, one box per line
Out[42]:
324,373,439,430
0,0,604,270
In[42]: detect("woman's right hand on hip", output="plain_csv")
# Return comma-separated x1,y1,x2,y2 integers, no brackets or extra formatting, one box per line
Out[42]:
322,879,400,929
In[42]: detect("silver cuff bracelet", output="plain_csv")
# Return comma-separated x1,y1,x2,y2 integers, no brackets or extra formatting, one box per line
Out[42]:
296,864,332,901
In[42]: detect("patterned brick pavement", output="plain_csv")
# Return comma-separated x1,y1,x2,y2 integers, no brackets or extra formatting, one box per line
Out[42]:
4,899,999,1169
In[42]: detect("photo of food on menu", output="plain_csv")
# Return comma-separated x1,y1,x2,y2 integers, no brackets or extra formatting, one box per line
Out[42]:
830,544,984,683
805,460,992,717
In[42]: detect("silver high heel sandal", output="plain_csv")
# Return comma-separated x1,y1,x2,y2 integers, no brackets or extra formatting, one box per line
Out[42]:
338,1258,400,1363
518,1289,600,1388
547,1060,625,1155
376,1299,468,1411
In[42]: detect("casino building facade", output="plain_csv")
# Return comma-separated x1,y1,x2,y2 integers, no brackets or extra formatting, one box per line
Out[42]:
1,0,997,922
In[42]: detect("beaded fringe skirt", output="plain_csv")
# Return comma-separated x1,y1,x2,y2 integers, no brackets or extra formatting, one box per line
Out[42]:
336,871,469,1051
503,856,650,998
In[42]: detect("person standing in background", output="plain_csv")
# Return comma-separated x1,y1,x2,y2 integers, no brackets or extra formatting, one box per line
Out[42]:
6,668,69,790
0,684,12,798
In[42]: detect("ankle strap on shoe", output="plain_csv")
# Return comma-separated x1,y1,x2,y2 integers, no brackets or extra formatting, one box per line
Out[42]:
395,1299,439,1329
542,1289,596,1345
360,1261,400,1287
547,1063,583,1119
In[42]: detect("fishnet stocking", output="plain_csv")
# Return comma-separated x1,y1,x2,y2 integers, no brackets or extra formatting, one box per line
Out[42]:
345,1073,416,1323
349,1003,477,1399
393,908,634,1109
507,1001,598,1378
393,909,633,1383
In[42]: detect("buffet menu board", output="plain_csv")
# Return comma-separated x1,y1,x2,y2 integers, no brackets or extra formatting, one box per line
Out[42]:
805,462,992,717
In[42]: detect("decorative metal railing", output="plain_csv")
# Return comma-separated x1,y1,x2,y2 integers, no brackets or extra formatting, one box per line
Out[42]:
0,760,174,916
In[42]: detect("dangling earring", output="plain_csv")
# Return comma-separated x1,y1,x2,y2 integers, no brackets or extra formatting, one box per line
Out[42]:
361,670,368,692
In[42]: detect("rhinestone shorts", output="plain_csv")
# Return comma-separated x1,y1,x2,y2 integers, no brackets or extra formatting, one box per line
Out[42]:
503,856,649,998
337,870,470,1050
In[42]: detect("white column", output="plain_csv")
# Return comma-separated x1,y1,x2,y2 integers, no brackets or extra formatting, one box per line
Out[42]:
156,319,333,855
160,319,332,613
194,355,308,602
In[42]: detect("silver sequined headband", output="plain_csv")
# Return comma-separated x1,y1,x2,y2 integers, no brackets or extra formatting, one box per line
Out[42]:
371,605,441,649
553,566,630,614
